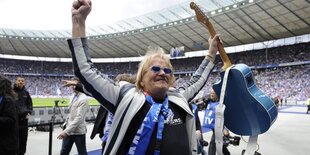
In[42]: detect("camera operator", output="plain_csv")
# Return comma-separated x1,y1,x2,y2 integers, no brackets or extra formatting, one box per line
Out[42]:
189,99,207,155
202,89,231,155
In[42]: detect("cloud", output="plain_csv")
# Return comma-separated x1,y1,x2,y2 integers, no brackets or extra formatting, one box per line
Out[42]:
0,0,187,30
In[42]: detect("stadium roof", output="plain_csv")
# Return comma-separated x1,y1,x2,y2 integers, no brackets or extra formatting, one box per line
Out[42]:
0,0,309,58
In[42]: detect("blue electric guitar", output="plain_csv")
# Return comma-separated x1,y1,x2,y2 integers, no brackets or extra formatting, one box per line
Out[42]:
190,2,278,136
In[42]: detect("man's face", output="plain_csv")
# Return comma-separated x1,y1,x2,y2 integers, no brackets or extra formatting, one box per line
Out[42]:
71,79,79,93
15,77,25,89
141,57,172,97
210,90,218,101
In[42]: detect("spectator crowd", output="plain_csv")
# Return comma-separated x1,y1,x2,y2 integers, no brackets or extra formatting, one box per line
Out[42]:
0,42,309,100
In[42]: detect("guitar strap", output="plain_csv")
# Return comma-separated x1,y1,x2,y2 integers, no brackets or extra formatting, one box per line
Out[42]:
244,135,258,155
215,66,233,155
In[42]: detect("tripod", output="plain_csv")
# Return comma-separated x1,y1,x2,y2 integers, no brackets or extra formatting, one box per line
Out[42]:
48,100,66,155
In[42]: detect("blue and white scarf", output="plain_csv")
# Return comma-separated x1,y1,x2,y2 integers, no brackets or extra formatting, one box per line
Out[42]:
127,95,174,155
102,112,114,142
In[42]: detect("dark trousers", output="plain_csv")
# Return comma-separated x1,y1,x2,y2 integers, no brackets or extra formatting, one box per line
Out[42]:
60,134,87,155
208,132,230,155
19,120,29,155
307,105,310,114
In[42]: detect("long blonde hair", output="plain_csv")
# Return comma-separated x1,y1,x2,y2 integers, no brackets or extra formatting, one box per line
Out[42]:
135,46,175,90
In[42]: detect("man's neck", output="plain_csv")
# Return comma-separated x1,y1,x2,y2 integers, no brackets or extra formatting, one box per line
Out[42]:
144,90,166,103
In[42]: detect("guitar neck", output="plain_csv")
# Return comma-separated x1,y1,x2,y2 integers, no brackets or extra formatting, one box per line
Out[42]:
190,2,232,70
205,21,232,70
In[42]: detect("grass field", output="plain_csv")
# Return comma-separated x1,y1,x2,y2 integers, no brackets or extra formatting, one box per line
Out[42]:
32,98,100,107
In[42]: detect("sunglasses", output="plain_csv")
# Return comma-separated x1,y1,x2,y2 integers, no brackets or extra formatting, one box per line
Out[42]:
150,66,172,74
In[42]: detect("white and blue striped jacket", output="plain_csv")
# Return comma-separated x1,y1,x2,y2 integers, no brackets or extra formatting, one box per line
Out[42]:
68,38,215,155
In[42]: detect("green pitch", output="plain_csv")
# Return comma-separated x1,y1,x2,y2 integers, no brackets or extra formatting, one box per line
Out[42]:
32,98,100,107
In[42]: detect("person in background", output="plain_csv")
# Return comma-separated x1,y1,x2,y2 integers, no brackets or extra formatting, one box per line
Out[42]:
57,77,89,155
68,0,219,154
63,73,136,153
13,76,33,155
272,96,281,108
202,89,230,155
306,96,310,114
0,75,19,155
190,99,207,155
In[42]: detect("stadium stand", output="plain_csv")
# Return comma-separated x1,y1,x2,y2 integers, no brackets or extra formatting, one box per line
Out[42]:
1,42,309,100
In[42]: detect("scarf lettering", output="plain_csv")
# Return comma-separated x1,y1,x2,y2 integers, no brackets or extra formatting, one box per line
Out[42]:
127,96,172,155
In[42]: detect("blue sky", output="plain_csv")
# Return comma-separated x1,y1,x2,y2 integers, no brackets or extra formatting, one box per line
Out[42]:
0,0,187,30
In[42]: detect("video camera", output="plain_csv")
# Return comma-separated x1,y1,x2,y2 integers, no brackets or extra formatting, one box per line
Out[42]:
200,139,208,147
223,135,241,146
198,139,208,155
54,100,65,106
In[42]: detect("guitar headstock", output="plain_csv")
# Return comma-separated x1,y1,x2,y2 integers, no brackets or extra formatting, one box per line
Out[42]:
190,1,232,70
190,2,216,37
190,2,210,26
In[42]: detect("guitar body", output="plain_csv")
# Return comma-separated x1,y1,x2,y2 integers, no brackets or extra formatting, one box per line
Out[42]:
213,64,278,135
190,2,277,136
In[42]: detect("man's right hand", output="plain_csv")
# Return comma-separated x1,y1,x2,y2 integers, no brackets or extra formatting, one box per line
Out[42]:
72,0,92,23
57,131,68,140
71,0,92,37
